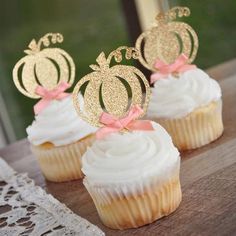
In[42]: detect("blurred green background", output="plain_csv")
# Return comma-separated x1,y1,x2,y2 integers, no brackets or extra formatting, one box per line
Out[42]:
0,0,235,141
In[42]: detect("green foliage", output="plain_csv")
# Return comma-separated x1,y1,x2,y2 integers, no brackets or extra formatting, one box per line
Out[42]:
0,0,235,139
0,0,129,139
171,0,236,68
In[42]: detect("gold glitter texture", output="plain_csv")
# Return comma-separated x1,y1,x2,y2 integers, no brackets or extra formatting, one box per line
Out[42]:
73,46,151,127
135,7,199,71
13,33,75,98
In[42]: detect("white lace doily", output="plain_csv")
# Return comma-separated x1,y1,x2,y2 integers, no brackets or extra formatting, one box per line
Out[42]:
0,157,105,236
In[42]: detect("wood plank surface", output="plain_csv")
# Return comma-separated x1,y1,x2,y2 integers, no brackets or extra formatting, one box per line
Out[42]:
1,59,236,235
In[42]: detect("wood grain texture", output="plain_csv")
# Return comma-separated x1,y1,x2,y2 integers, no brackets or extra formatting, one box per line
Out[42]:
1,59,236,235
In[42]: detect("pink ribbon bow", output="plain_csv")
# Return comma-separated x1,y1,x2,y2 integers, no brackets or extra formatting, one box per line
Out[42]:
96,105,154,139
34,81,70,115
150,54,196,84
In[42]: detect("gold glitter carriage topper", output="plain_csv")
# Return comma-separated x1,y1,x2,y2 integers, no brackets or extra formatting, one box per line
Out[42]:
13,33,75,99
135,6,199,71
73,46,151,127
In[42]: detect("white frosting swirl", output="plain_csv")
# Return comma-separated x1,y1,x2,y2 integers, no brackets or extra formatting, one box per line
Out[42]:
26,95,96,146
147,68,222,119
82,122,180,187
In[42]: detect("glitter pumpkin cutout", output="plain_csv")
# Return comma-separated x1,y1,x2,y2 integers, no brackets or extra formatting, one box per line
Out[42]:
73,47,151,127
13,33,75,99
136,7,199,71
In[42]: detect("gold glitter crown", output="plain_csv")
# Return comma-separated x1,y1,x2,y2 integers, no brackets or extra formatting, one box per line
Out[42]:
135,6,199,71
13,33,75,98
73,46,151,127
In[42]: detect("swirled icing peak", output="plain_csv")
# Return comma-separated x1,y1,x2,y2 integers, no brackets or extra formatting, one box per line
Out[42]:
147,68,222,119
82,122,180,186
26,95,96,146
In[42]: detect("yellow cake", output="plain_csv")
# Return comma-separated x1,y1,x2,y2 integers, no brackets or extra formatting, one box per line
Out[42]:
147,69,223,150
82,122,182,229
27,96,96,182
31,134,95,182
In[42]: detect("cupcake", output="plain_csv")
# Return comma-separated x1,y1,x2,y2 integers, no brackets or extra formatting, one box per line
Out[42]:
73,47,182,229
82,122,181,229
147,68,223,150
135,7,224,150
12,33,96,182
27,95,96,182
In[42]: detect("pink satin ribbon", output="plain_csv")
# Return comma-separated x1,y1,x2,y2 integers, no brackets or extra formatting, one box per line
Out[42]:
150,54,196,84
96,105,154,139
34,81,70,115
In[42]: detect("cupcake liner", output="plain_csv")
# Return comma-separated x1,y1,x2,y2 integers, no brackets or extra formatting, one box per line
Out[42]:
84,175,182,229
154,100,223,151
31,134,95,182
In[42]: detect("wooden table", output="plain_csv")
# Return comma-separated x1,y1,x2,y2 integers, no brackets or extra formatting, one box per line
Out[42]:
1,59,236,235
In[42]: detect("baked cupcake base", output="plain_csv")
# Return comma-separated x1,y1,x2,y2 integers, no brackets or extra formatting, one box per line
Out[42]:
84,176,182,229
31,134,95,182
154,100,223,151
